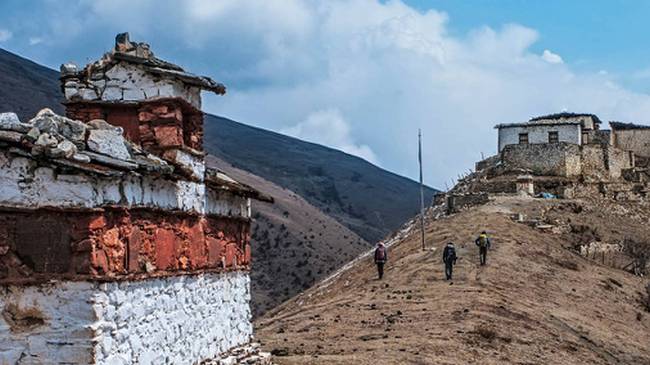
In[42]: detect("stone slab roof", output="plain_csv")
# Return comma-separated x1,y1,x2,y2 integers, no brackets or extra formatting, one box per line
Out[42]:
530,112,602,124
60,33,226,95
494,120,582,129
495,112,602,129
609,121,650,130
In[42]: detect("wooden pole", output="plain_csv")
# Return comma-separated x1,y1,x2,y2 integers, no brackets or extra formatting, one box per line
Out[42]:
419,129,425,251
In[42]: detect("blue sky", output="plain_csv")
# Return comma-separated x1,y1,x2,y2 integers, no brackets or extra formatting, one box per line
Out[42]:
2,0,650,188
408,0,650,75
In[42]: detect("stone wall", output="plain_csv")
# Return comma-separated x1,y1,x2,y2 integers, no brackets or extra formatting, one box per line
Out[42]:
0,33,262,365
581,144,633,180
606,147,633,179
581,145,608,179
447,193,489,214
498,123,581,152
612,128,650,157
0,272,252,364
475,154,500,171
501,143,581,177
585,130,611,145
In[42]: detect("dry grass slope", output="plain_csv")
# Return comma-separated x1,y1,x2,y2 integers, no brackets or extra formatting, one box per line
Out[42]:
256,196,650,365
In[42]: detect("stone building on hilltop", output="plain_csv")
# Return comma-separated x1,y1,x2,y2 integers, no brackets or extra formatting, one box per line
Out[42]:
0,33,270,364
495,112,606,151
487,112,632,180
468,112,650,199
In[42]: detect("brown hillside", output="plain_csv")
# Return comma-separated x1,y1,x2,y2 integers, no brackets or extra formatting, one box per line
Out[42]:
256,195,650,364
207,156,369,316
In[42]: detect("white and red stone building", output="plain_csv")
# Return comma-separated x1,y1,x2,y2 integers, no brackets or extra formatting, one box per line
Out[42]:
0,33,270,364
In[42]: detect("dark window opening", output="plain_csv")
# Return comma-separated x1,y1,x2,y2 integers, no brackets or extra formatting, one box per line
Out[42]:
548,131,559,143
518,133,529,144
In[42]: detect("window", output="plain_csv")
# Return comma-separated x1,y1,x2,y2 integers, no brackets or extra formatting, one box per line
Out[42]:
548,131,559,143
518,133,529,144
582,132,589,144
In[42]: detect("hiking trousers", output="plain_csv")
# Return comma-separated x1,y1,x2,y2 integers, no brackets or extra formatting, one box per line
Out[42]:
445,262,454,280
479,246,488,265
376,262,384,279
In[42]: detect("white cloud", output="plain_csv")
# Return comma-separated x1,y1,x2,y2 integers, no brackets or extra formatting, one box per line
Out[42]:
0,29,12,42
542,49,563,64
28,37,43,46
23,0,650,187
281,109,378,163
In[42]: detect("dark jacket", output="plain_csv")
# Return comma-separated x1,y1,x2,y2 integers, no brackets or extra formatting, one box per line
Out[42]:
442,244,457,264
374,245,387,263
475,234,491,248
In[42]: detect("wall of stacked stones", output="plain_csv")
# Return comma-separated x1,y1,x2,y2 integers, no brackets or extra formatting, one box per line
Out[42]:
581,144,633,180
0,271,252,364
612,128,650,158
607,146,634,179
447,193,489,214
501,143,581,177
586,129,612,145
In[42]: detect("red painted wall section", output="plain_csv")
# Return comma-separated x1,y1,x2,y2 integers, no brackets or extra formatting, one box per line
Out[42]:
65,99,204,153
0,209,251,284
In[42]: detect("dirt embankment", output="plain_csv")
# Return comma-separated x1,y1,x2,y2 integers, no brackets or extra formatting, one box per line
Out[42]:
256,196,650,365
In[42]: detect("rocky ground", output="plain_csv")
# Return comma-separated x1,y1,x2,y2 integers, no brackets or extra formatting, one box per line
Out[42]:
255,195,650,364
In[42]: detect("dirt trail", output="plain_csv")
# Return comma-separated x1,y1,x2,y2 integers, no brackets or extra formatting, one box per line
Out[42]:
256,197,650,365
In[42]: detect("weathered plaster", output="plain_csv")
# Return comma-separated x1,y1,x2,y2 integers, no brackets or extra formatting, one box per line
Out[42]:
0,272,252,365
497,124,581,152
0,151,248,217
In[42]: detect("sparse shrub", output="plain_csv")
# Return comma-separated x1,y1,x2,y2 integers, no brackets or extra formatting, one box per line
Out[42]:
555,258,580,271
622,238,650,276
475,325,497,342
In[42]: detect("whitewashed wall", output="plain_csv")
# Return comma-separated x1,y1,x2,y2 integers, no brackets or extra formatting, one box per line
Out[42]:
0,272,252,365
498,123,582,152
0,151,249,218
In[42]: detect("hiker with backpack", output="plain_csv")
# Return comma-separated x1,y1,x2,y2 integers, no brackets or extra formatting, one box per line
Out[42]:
442,242,458,280
374,242,387,280
475,231,491,266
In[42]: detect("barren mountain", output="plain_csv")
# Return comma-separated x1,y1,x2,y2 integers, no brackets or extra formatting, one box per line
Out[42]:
204,114,437,243
0,49,64,118
256,194,650,364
